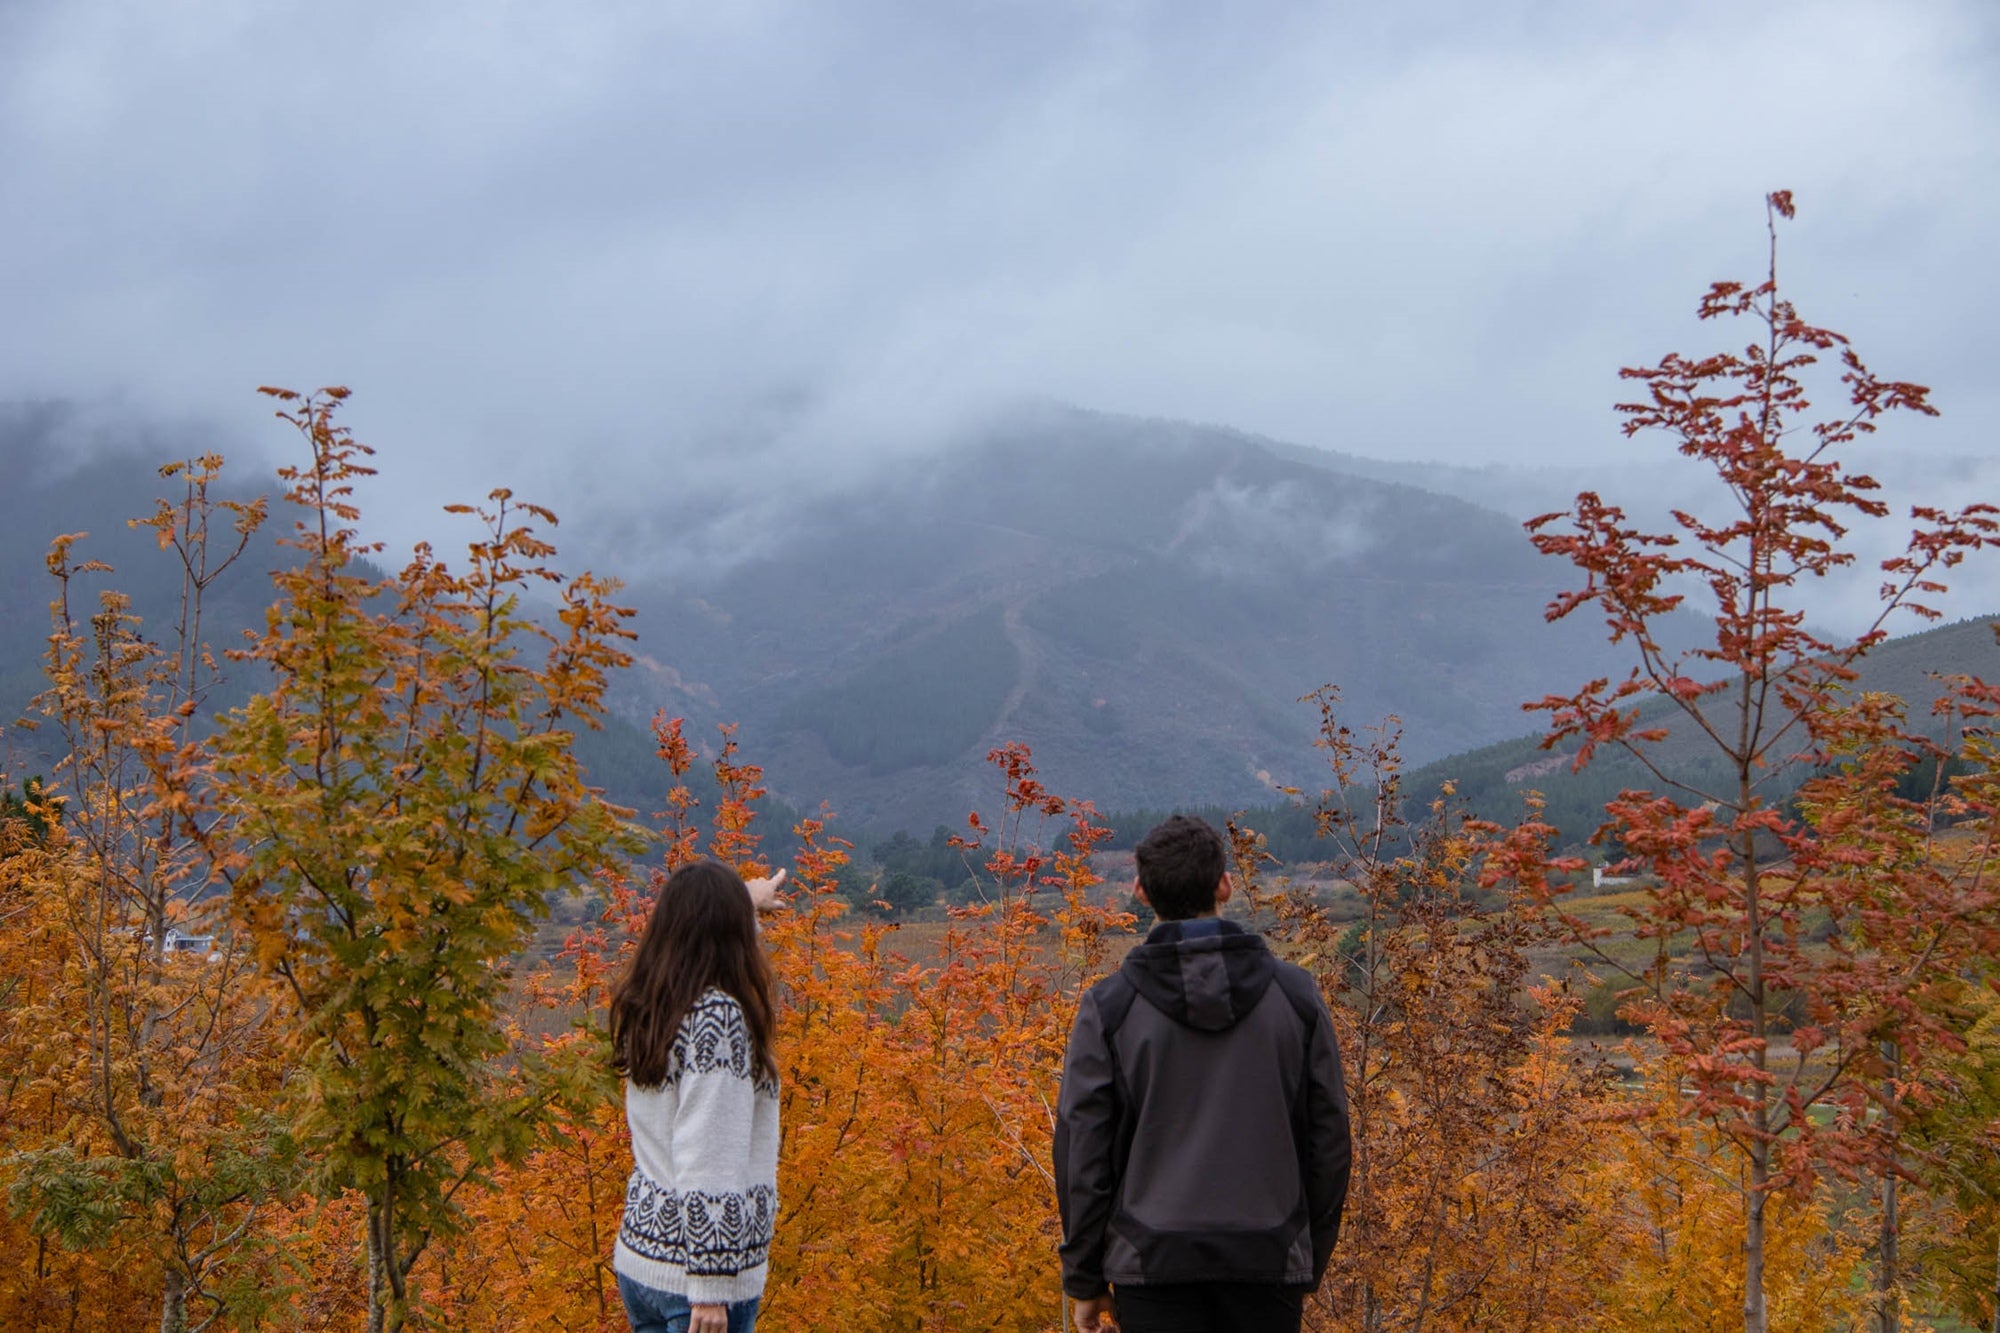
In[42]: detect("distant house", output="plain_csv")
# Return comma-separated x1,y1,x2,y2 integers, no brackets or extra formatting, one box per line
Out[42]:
163,927,219,960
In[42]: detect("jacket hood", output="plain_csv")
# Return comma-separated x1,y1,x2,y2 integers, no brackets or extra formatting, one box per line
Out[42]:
1119,918,1277,1032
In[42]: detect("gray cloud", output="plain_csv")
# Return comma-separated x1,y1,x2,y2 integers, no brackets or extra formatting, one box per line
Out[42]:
4,0,1997,574
1171,477,1379,580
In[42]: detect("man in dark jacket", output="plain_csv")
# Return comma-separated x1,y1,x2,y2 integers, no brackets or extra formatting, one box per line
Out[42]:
1055,814,1351,1333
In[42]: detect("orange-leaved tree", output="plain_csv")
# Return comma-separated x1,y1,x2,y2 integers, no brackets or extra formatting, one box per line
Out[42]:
708,737,1124,1331
1236,690,1622,1332
0,456,295,1333
848,741,1124,1331
1482,192,2000,1333
0,775,163,1333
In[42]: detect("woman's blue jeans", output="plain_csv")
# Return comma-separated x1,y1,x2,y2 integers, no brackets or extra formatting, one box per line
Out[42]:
616,1274,760,1333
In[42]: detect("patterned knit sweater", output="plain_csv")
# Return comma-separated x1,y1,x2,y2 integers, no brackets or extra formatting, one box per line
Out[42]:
614,988,781,1303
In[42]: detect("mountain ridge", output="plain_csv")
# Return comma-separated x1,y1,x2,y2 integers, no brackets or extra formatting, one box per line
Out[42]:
591,406,1712,828
15,401,1977,837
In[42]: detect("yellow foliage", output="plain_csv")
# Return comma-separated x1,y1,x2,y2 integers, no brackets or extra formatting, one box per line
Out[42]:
1587,1092,1868,1333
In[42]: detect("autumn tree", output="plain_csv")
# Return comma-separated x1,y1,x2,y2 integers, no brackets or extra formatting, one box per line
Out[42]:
1483,192,2000,1333
210,388,644,1333
0,456,296,1333
0,777,57,848
689,737,1124,1332
1587,1085,1868,1332
1889,646,2000,1332
851,741,1123,1330
1235,689,1621,1333
1898,984,2000,1333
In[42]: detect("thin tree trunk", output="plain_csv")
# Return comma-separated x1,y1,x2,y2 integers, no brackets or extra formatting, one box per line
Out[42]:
1745,1167,1769,1333
1407,1187,1446,1333
1877,1040,1903,1333
1876,1167,1900,1333
1741,810,1770,1333
158,1265,186,1333
366,1203,386,1333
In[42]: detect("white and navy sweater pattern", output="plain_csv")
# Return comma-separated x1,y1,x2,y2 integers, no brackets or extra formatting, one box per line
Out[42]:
615,988,781,1304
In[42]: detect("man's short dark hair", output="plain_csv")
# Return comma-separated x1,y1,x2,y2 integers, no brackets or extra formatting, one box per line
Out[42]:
1134,814,1227,920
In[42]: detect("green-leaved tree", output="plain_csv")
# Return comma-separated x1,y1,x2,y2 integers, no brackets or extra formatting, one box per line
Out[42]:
212,389,644,1333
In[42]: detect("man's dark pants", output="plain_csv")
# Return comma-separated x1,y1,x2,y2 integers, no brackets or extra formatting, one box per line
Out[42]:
1111,1282,1306,1333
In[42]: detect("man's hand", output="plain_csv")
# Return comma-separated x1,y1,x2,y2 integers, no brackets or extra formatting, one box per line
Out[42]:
1072,1295,1115,1331
688,1302,728,1333
745,868,788,913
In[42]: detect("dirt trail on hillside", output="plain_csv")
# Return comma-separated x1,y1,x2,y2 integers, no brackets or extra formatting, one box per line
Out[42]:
989,600,1040,738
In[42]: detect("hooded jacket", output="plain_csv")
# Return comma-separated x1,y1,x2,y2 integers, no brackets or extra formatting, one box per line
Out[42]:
1054,918,1351,1300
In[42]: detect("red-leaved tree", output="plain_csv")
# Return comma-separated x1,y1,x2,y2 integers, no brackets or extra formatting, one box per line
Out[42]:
1482,192,2000,1333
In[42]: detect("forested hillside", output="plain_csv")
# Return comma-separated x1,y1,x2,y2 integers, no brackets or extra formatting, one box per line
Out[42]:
600,407,1711,829
1187,613,2000,864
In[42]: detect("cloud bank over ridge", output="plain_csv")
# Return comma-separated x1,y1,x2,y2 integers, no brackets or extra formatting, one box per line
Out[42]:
3,1,1996,565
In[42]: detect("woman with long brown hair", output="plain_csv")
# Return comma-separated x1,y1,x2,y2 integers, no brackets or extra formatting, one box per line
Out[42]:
611,859,785,1333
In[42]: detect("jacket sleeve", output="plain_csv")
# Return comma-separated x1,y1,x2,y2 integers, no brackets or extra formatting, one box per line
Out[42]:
668,997,768,1303
1303,989,1353,1285
1053,988,1120,1300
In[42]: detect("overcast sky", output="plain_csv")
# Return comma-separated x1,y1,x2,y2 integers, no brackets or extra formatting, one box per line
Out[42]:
5,0,1998,548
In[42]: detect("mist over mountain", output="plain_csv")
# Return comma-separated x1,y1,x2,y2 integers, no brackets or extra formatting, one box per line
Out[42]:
582,407,1713,829
1287,435,2000,631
